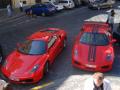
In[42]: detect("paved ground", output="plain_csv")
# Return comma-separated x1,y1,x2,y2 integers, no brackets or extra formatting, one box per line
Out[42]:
0,2,120,90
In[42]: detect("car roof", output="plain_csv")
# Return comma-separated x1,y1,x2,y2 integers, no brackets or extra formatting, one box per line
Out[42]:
82,22,109,33
27,28,59,41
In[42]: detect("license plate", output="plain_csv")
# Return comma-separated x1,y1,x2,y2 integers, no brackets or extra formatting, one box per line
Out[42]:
85,64,96,68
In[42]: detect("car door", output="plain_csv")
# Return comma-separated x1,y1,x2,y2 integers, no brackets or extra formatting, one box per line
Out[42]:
47,35,63,64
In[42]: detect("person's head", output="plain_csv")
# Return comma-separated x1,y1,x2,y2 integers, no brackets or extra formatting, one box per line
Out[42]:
93,72,104,87
111,9,115,16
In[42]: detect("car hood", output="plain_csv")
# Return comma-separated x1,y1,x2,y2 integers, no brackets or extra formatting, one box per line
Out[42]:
3,50,46,76
76,43,113,65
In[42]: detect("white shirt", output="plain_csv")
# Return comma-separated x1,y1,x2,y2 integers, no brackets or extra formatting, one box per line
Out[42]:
84,77,112,90
19,2,23,7
108,15,114,24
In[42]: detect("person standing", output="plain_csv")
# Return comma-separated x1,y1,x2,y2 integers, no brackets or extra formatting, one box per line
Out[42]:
19,1,23,12
7,4,12,17
107,9,115,33
84,72,112,90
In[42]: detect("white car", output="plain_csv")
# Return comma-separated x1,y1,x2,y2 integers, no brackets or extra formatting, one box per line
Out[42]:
59,0,75,9
52,2,64,11
44,2,64,11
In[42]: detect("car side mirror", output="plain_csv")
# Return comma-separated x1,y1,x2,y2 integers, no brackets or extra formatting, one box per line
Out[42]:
110,39,117,44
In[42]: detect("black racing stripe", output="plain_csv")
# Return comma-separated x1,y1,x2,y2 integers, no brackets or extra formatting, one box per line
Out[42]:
88,24,98,62
88,45,92,62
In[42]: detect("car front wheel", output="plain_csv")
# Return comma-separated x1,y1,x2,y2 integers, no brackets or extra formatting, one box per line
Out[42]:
44,61,49,75
41,12,46,16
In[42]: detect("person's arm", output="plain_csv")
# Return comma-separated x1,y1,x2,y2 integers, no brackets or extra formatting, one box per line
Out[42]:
104,79,112,90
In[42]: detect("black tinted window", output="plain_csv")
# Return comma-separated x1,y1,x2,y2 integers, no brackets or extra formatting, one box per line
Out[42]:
80,32,109,45
18,40,46,55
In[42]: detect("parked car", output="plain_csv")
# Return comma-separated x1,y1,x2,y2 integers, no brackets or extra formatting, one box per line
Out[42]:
25,3,56,16
59,0,75,9
88,0,115,10
1,28,67,83
72,22,116,72
44,2,64,11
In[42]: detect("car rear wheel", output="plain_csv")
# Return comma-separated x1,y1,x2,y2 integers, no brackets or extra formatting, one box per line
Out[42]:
44,61,49,75
41,12,46,16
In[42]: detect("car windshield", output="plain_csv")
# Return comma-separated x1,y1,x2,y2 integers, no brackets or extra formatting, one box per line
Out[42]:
80,32,109,45
59,1,68,3
18,40,46,55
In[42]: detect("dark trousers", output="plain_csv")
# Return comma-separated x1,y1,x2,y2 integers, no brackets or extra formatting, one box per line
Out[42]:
20,7,23,12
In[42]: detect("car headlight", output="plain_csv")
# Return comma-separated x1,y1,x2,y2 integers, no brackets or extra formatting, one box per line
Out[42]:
30,64,40,73
106,54,112,61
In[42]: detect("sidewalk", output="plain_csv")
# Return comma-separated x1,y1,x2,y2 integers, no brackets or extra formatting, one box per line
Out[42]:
0,8,25,23
38,75,120,90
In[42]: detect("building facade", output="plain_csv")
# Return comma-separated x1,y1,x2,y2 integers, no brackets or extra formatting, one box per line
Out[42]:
0,0,59,8
12,0,36,8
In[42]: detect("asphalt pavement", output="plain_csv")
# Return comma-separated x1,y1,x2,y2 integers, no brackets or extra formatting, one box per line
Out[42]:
0,3,120,90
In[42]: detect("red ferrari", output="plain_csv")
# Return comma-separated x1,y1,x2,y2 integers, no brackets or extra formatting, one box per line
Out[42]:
72,22,116,72
1,28,67,83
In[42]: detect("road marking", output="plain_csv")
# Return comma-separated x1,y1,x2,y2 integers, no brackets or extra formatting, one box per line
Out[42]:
31,82,54,90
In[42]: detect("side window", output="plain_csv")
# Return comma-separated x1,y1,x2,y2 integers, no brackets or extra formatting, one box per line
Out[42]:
48,36,57,49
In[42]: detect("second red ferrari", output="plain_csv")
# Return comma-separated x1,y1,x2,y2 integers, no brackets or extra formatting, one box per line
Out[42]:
72,22,116,72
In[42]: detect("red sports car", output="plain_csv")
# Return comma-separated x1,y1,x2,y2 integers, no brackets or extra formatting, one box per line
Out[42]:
72,22,116,72
1,28,67,83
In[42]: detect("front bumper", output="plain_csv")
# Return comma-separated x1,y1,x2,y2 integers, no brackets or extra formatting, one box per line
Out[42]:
1,67,43,84
72,58,113,72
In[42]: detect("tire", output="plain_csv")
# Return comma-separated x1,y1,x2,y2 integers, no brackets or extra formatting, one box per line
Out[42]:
44,61,49,75
41,12,46,16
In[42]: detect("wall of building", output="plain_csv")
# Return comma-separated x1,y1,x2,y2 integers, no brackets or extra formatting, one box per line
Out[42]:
12,0,36,8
